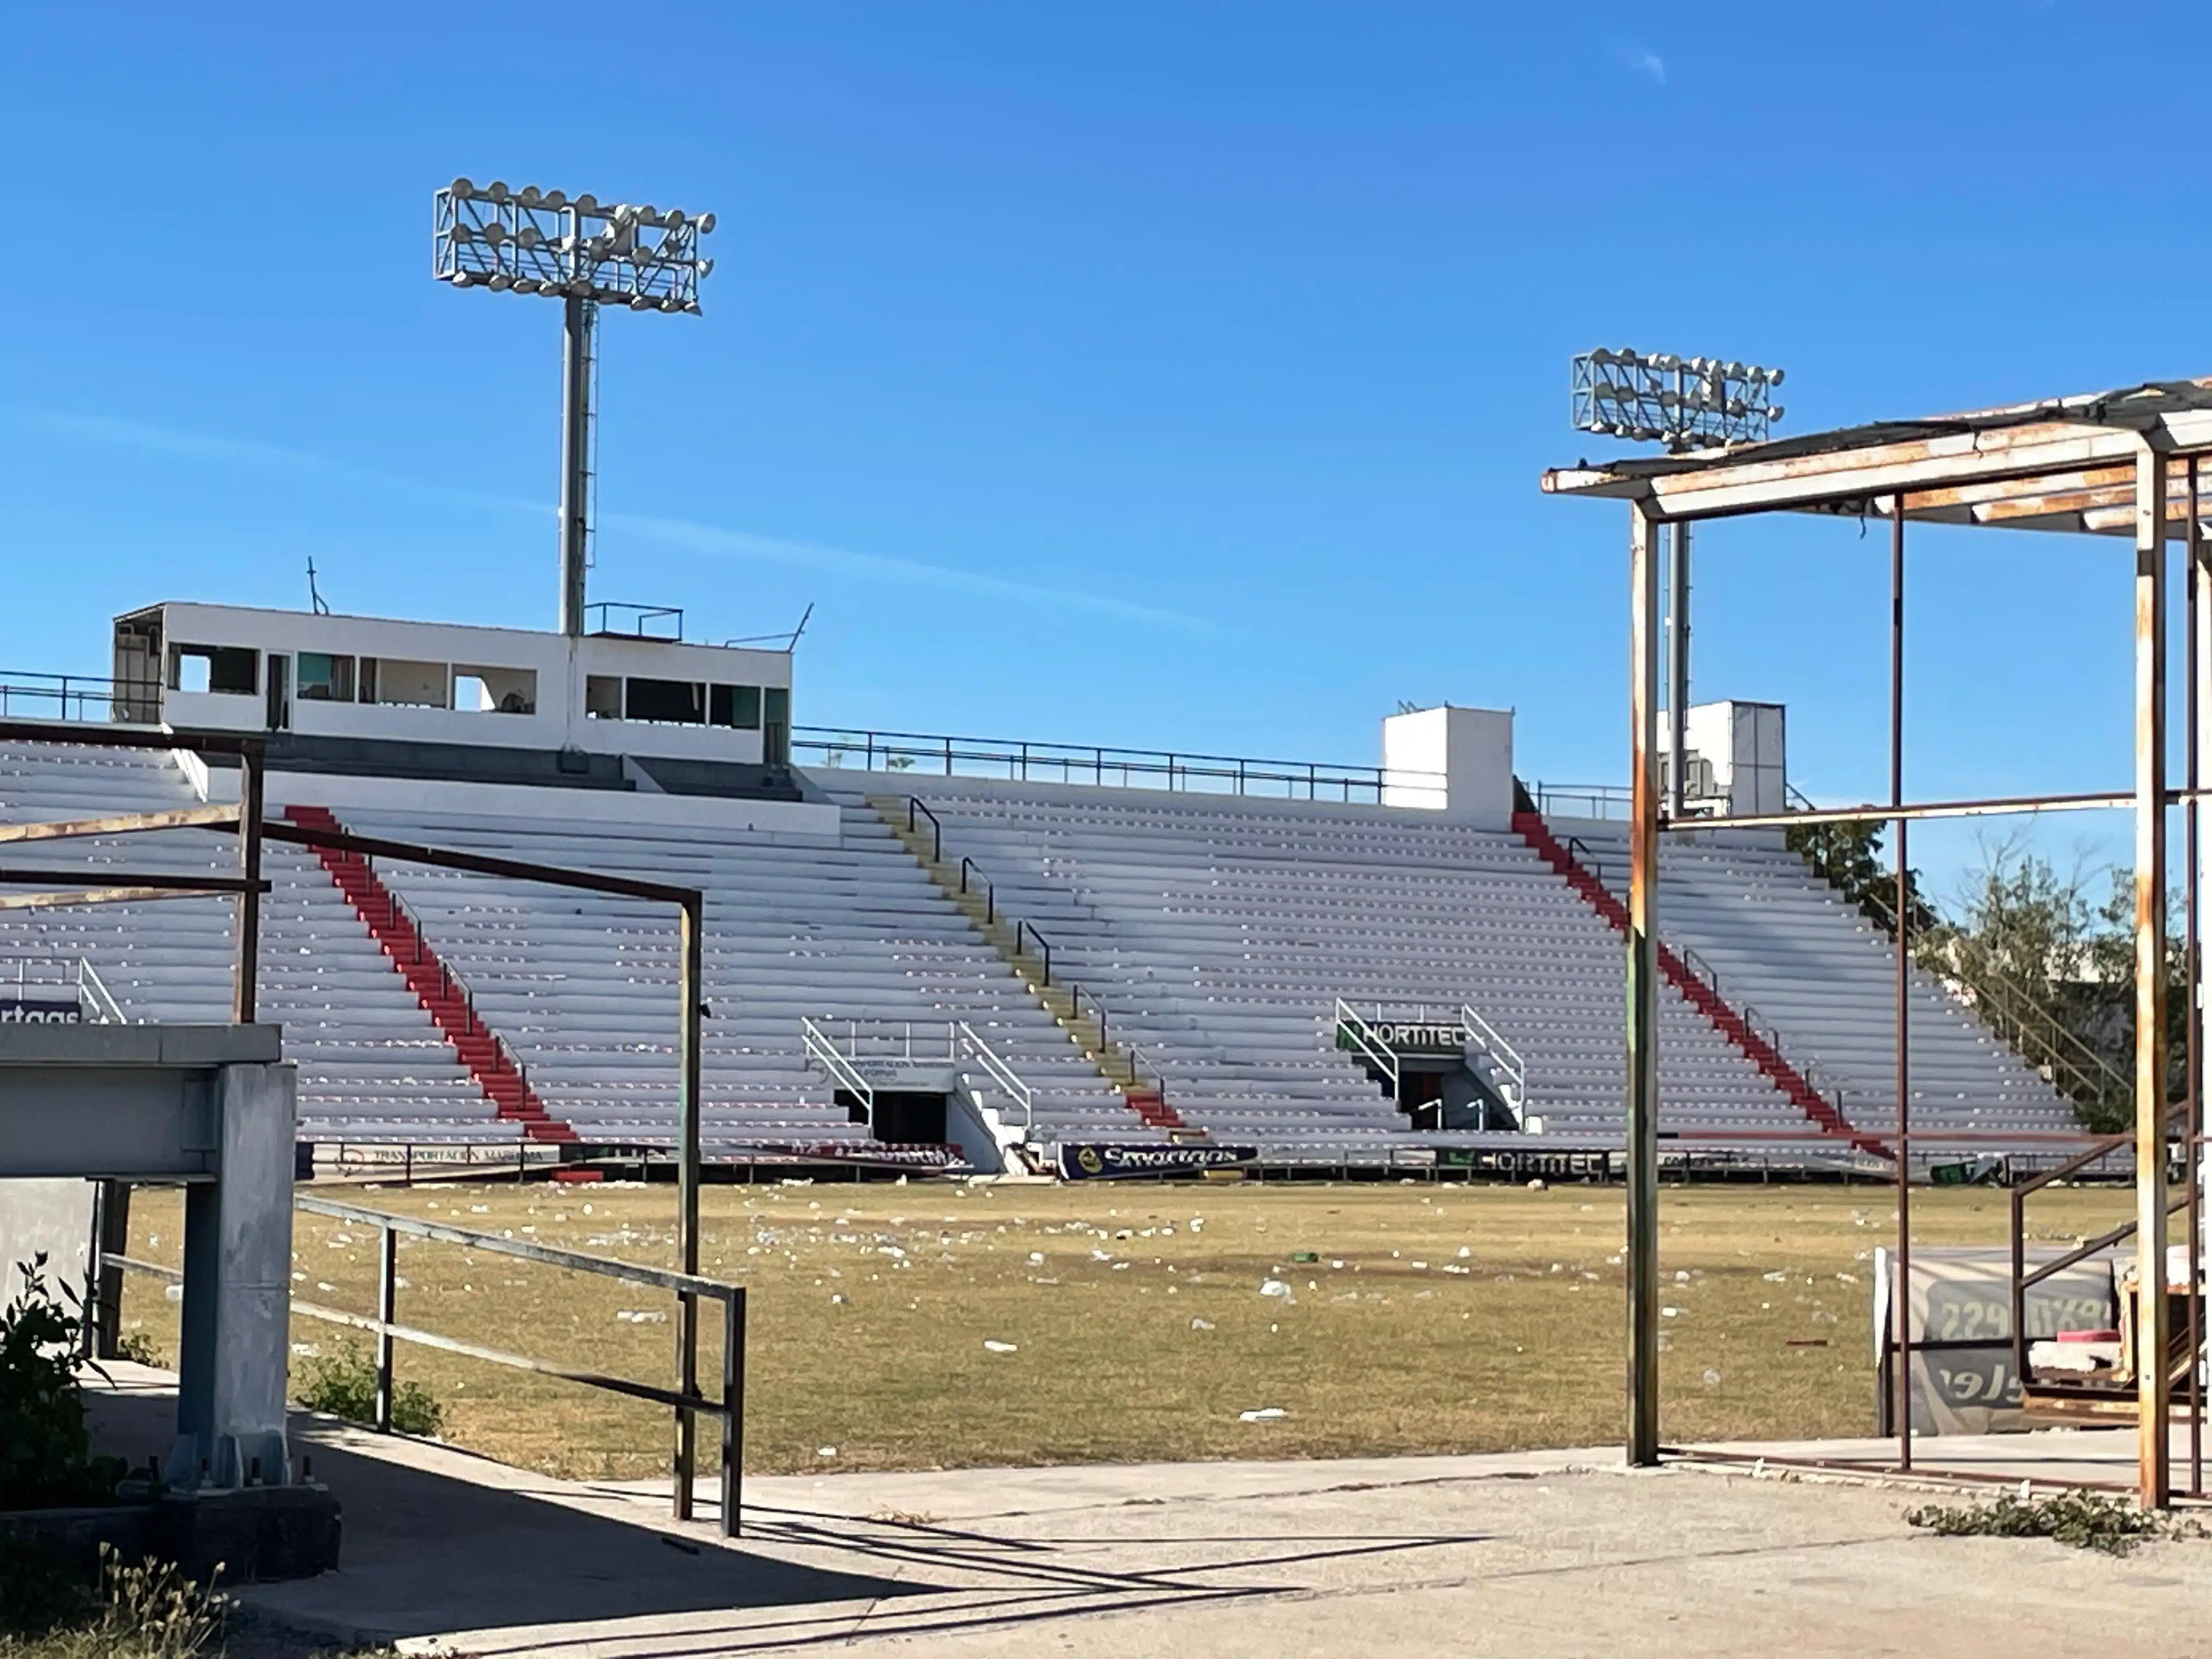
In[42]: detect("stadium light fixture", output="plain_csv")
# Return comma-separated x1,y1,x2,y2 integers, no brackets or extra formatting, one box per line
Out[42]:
1570,347,1786,820
433,178,718,636
1570,348,1785,453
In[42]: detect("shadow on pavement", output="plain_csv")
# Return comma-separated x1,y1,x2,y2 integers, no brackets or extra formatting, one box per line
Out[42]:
85,1386,921,1643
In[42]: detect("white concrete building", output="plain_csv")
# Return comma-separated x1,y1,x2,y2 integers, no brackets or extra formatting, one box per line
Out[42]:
112,601,794,768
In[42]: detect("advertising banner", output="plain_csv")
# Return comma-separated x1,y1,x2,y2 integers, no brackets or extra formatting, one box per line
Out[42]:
1056,1143,1257,1181
0,995,80,1025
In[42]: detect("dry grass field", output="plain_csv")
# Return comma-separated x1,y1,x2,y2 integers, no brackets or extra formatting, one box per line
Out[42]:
117,1174,2131,1480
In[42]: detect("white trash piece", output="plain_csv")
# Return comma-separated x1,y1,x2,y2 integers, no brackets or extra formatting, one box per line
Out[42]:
1239,1407,1288,1422
984,1339,1018,1353
1190,1318,1215,1331
1259,1278,1294,1300
616,1309,670,1324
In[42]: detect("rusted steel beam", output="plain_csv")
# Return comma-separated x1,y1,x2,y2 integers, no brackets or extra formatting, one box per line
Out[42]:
0,886,243,911
0,721,267,757
1892,494,1913,1474
261,819,698,906
1663,790,2132,832
0,868,266,894
1626,501,1662,1468
2192,454,2209,1498
2135,440,2174,1510
0,805,241,845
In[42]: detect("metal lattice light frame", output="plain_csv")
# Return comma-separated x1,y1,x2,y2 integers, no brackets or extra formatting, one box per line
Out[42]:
1572,348,1785,450
434,178,714,313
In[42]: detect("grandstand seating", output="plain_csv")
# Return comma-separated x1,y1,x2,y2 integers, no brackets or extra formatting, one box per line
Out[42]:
0,742,514,1146
1560,825,2078,1142
0,735,2079,1168
871,781,1830,1156
336,799,1147,1154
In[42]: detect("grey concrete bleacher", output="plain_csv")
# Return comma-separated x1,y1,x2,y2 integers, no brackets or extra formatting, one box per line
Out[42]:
0,742,511,1146
341,800,1144,1153
1563,825,2077,1142
876,779,1818,1157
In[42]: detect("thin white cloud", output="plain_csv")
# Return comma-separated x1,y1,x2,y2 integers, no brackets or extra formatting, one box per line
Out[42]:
1621,44,1666,83
2,407,1212,631
604,512,1210,631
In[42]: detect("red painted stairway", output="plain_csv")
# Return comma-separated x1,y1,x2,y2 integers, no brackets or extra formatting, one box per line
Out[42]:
286,804,576,1145
1121,1086,1187,1133
1513,810,1884,1157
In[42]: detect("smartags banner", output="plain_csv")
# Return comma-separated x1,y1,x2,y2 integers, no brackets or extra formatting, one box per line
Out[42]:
1056,1142,1257,1181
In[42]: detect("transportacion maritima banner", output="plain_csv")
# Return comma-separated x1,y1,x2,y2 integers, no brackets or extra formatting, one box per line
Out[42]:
1056,1142,1257,1180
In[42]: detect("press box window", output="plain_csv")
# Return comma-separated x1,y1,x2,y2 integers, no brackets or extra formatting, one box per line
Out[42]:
168,645,258,696
709,685,761,729
296,652,356,702
585,675,622,719
625,677,705,724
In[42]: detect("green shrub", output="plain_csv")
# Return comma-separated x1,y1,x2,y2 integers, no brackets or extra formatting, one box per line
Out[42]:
294,1341,443,1436
0,1542,228,1658
0,1256,127,1510
1905,1490,2196,1556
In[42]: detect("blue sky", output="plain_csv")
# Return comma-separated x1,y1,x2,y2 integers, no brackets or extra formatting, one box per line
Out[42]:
1,3,2198,895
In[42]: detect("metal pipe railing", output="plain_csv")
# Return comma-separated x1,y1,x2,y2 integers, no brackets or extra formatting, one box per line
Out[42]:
99,1193,749,1537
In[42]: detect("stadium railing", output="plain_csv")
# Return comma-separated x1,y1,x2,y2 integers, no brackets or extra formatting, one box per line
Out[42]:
100,1190,751,1537
800,724,1441,804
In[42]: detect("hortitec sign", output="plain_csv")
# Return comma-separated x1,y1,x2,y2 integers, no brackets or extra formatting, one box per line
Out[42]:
1336,1020,1466,1054
1056,1143,1257,1180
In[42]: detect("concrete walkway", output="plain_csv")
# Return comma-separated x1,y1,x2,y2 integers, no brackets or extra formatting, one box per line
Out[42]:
83,1372,2212,1657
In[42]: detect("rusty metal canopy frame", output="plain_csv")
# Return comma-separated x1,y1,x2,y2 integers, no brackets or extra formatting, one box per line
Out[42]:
1544,377,2212,1508
0,720,724,1527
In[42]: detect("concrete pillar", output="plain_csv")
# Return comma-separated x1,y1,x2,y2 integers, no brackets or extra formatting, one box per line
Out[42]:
170,1060,296,1489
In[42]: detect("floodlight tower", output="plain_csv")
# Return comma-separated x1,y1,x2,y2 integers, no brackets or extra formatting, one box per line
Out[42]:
1571,349,1787,815
434,178,717,636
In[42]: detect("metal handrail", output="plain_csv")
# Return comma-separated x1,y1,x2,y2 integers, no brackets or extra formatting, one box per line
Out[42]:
2007,1126,2177,1395
905,796,943,863
955,1020,1035,1133
958,856,995,924
1015,918,1052,986
100,1193,749,1538
77,959,126,1025
800,1015,875,1121
806,726,1440,804
1333,997,1401,1097
1460,1001,1526,1117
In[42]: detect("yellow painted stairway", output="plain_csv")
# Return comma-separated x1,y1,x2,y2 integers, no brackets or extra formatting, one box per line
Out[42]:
868,793,1194,1136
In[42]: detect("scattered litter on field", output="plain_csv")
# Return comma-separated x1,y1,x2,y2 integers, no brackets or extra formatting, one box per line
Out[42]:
1190,1318,1215,1330
1661,1306,1681,1318
1457,1246,1471,1259
1260,1278,1294,1300
1291,1251,1318,1263
1703,1369,1722,1387
830,1294,845,1305
1331,1259,1345,1269
984,1340,1017,1353
1028,1252,1045,1265
1526,1178,1547,1191
616,1310,668,1324
1762,1270,1789,1282
1239,1407,1288,1422
291,1342,320,1357
1675,1269,1691,1283
817,1446,837,1457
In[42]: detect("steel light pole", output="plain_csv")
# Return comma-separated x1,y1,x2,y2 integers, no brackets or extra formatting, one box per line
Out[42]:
434,179,717,635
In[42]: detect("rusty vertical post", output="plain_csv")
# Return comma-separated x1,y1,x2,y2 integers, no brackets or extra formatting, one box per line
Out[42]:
234,744,264,1024
2135,441,2174,1509
1668,522,1690,819
672,892,704,1522
1627,501,1663,1466
1891,493,1913,1471
2190,454,2205,1499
